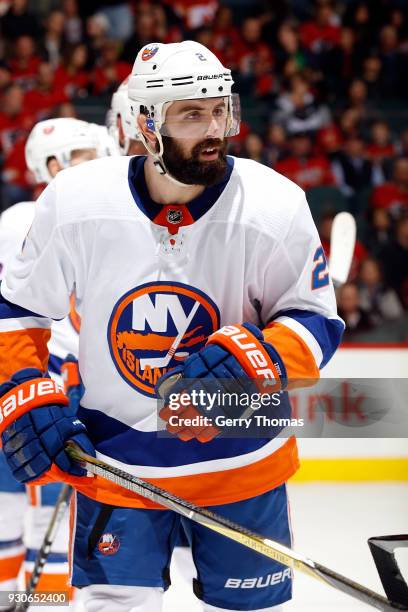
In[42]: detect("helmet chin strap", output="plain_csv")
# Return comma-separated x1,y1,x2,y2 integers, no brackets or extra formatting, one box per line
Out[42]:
142,130,198,188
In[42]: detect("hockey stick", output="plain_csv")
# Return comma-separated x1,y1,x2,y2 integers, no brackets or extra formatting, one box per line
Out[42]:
139,300,200,370
65,442,407,611
329,211,357,286
14,484,72,612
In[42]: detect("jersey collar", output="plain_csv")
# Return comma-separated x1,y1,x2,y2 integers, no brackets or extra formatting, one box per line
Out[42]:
128,155,234,234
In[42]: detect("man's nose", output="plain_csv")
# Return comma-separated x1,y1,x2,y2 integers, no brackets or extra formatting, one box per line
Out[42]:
205,117,223,138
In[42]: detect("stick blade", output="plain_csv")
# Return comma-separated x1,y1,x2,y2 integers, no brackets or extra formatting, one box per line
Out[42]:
329,212,357,286
368,535,408,608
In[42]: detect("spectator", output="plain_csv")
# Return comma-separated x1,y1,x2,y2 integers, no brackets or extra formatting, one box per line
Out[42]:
92,40,131,96
378,25,405,97
265,123,288,166
331,134,374,207
275,22,306,76
41,10,66,69
24,62,68,120
0,83,34,154
235,17,273,78
358,257,404,325
165,0,218,30
299,1,341,56
97,2,133,41
7,35,41,89
316,123,343,160
0,65,12,92
371,158,408,219
367,120,395,182
329,27,362,92
85,13,109,66
62,0,84,45
343,2,375,56
361,55,383,100
274,132,335,191
365,206,393,256
242,133,267,165
212,6,241,67
273,73,331,134
380,215,408,307
54,44,91,99
337,282,373,339
0,0,40,41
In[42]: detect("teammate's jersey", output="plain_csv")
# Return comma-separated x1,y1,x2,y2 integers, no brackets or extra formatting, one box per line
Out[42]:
0,155,344,508
0,201,79,377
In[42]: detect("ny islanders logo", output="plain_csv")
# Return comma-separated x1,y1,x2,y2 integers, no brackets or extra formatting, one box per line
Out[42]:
108,282,220,396
141,44,159,61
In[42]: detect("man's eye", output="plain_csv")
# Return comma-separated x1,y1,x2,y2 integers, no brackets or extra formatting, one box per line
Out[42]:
214,107,225,117
185,112,200,120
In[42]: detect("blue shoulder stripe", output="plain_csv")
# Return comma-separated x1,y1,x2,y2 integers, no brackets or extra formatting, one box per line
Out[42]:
0,285,46,320
272,309,344,368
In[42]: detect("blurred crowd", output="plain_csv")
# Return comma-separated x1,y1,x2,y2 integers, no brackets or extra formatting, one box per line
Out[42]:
0,0,407,342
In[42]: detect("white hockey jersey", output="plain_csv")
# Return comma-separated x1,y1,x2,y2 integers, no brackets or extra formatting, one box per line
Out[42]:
0,155,344,508
0,201,79,375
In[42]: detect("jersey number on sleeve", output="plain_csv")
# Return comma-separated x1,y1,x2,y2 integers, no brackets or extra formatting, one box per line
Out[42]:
311,246,329,290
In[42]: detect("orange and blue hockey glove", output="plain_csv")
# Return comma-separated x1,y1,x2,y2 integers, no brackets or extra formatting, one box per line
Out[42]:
156,323,288,443
0,368,94,484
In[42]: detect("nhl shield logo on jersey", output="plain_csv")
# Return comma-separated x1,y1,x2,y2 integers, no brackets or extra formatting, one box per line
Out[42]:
166,209,183,225
108,281,220,396
98,533,120,556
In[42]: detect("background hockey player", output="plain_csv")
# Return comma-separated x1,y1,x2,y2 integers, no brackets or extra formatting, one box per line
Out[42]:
107,76,146,157
0,117,118,608
0,42,344,612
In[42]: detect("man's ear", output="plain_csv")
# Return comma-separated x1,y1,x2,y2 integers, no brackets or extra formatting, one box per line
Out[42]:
137,114,157,148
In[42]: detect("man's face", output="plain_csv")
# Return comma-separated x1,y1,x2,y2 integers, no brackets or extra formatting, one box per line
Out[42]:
160,97,228,186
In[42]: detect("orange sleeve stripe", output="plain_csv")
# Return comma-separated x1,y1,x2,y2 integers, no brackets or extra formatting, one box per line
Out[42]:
66,436,299,509
24,571,72,597
0,553,25,582
263,322,320,385
0,328,51,383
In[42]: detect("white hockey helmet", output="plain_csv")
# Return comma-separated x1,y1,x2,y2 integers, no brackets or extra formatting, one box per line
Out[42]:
107,76,140,155
90,123,120,157
128,41,240,180
25,118,100,184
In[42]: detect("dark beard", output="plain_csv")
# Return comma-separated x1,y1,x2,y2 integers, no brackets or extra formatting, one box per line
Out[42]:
161,136,228,186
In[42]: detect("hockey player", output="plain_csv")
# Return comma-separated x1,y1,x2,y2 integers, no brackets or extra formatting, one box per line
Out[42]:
0,117,115,606
107,76,146,156
0,42,344,612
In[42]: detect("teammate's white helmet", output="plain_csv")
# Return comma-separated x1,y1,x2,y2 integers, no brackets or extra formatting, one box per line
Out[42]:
25,118,100,184
107,77,140,155
128,41,240,181
90,123,120,157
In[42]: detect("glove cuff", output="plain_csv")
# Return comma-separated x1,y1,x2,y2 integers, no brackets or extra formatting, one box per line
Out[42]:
206,324,283,392
0,378,68,435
